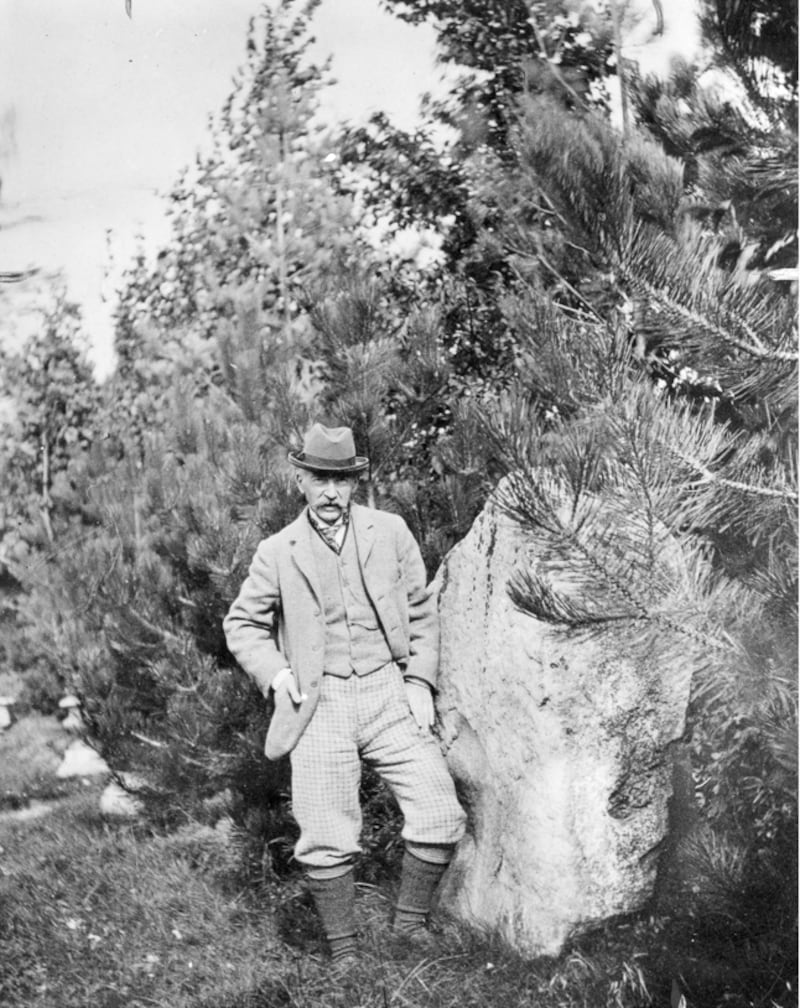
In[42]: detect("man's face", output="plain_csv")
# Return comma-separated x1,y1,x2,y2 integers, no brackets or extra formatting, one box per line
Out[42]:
295,469,356,525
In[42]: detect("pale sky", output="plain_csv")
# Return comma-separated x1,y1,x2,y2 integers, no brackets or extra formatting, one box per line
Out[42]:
0,0,443,376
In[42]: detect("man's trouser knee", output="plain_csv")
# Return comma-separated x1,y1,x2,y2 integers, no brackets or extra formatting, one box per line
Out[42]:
290,665,465,874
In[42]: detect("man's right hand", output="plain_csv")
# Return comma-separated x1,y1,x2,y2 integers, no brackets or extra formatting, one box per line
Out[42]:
271,667,307,704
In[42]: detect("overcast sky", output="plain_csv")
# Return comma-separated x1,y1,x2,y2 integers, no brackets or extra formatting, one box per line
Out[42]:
0,0,442,375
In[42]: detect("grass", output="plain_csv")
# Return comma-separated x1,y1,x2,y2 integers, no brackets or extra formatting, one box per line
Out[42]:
0,713,80,810
0,790,661,1008
0,716,795,1008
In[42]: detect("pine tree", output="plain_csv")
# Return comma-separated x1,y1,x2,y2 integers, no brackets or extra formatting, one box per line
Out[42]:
0,2,364,857
0,286,103,713
630,59,797,281
108,0,356,456
60,401,296,842
467,84,796,996
338,1,619,382
0,290,101,555
380,0,614,149
306,271,488,572
699,0,798,103
30,1,482,872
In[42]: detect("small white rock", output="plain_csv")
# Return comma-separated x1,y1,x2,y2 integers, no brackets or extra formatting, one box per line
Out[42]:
99,778,144,819
62,710,84,732
56,740,110,779
58,696,84,732
0,697,15,731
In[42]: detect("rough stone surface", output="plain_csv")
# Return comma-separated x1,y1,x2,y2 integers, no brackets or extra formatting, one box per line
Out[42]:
433,496,692,957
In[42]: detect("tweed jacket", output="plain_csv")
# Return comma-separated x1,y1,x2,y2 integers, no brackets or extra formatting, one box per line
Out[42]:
223,503,439,758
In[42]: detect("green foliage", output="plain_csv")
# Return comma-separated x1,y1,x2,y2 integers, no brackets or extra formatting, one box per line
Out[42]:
12,659,63,717
382,0,614,147
0,289,103,720
699,0,798,101
109,0,356,454
46,405,293,817
0,2,351,850
0,291,101,556
630,60,797,278
338,2,619,383
10,4,486,867
474,98,796,992
307,271,495,568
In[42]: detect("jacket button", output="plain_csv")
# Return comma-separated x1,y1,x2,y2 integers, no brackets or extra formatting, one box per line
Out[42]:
309,679,319,689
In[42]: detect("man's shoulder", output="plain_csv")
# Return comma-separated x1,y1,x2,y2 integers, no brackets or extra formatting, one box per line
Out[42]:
352,503,406,531
353,505,418,552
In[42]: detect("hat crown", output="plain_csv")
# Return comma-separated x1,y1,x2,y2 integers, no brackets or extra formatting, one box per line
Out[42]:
303,424,356,462
288,423,369,473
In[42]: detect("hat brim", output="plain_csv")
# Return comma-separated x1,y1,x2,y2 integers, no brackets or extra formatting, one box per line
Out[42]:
288,451,369,474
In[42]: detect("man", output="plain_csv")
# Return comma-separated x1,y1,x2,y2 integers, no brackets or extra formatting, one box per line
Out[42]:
223,423,465,963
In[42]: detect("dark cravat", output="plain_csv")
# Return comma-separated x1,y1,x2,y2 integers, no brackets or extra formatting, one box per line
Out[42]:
308,508,349,554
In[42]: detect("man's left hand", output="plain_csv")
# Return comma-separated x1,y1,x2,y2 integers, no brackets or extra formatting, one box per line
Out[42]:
404,679,434,731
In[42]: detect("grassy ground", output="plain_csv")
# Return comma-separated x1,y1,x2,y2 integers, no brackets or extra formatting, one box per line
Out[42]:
0,786,659,1008
0,716,795,1008
0,712,79,810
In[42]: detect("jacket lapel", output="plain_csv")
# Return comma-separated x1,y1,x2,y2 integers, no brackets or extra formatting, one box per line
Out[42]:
351,504,376,568
352,504,387,610
288,509,322,603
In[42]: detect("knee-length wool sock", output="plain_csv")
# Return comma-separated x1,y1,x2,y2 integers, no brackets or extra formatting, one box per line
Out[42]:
307,870,358,960
393,849,450,935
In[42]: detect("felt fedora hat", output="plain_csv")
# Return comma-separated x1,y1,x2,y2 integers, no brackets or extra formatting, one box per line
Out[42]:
288,423,369,474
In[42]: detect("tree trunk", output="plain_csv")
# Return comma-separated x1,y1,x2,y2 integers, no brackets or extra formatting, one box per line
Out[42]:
609,0,630,138
39,433,54,544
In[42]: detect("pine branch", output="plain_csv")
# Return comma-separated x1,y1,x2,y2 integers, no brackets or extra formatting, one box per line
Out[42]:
130,730,166,749
490,389,761,658
670,446,799,502
506,247,604,321
635,276,798,364
507,567,643,627
525,8,591,113
506,521,741,655
496,471,658,620
118,608,183,648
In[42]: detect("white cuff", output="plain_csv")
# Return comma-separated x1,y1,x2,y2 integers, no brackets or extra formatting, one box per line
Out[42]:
271,667,293,691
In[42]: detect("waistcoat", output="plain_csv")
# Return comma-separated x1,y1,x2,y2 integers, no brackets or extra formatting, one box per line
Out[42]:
310,526,393,677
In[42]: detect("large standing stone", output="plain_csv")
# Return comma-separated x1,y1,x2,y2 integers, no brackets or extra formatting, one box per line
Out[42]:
434,495,692,957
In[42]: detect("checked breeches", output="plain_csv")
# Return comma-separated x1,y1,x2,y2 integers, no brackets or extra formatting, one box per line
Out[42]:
290,662,465,875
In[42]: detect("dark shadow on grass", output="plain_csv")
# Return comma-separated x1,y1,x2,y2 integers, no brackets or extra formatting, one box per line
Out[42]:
274,886,327,955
